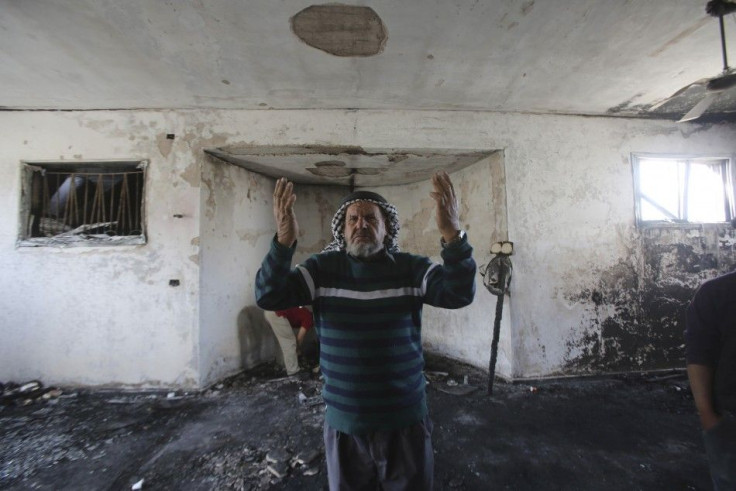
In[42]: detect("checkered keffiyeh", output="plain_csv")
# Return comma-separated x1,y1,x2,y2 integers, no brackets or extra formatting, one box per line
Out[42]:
322,191,400,253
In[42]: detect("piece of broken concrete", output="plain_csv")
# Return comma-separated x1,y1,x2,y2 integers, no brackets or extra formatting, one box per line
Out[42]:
295,449,320,465
266,448,291,464
267,461,289,479
436,384,479,396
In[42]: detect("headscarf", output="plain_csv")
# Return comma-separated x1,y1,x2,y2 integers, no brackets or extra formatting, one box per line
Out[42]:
322,191,401,253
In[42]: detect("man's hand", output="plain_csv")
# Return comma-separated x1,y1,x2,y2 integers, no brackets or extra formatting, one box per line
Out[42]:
273,177,298,247
430,171,461,243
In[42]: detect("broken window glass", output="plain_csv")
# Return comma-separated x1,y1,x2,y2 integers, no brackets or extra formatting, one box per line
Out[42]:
633,155,734,226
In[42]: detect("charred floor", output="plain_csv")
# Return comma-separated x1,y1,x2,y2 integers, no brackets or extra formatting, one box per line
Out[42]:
0,354,710,491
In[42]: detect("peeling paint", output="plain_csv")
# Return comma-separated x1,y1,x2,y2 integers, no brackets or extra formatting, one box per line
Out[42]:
180,161,200,187
521,1,535,16
157,133,174,159
291,5,388,57
236,229,270,247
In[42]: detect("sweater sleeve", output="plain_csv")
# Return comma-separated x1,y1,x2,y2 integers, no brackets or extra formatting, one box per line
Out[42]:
422,233,476,309
255,236,312,310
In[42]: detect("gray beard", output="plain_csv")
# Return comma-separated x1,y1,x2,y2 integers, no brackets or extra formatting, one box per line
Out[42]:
345,240,384,258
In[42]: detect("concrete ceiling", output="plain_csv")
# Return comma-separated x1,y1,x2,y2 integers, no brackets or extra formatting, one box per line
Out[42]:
3,1,736,187
2,0,736,122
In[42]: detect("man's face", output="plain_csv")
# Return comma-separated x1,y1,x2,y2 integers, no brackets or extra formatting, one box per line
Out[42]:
344,201,387,258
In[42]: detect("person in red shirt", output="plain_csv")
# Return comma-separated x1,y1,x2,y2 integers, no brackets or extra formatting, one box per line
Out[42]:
263,306,313,376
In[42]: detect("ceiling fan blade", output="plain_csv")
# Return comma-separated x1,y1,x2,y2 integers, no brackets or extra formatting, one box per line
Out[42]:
678,92,719,122
649,80,708,111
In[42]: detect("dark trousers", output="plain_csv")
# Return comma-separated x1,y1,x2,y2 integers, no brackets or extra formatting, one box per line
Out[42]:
324,416,434,491
703,412,736,491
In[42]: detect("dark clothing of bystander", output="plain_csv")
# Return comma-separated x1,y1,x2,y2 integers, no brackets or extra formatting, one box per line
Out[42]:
686,269,736,490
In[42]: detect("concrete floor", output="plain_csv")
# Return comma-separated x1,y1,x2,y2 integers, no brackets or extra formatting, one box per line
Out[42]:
0,354,711,490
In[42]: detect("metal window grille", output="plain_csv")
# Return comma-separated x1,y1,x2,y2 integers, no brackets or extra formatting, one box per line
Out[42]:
28,168,144,238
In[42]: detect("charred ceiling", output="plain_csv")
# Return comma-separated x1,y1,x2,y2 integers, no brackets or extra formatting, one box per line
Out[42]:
204,146,498,188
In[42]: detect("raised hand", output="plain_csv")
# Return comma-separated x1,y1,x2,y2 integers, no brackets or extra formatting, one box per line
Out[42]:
429,171,461,243
273,177,299,247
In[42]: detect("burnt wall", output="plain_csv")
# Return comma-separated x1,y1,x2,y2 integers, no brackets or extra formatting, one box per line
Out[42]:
565,225,736,373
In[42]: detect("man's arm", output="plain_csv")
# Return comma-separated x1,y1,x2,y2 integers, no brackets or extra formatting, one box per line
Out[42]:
423,171,476,308
687,364,721,430
255,179,311,310
430,171,462,243
274,177,298,247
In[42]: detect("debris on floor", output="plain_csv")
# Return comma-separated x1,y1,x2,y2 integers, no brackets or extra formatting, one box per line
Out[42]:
1,380,64,407
0,357,713,490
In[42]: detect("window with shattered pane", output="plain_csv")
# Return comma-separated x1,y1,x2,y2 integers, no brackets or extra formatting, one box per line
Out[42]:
18,160,147,247
632,154,735,227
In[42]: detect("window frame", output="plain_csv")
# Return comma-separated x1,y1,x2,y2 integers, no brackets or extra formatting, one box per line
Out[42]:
17,159,148,248
631,153,736,228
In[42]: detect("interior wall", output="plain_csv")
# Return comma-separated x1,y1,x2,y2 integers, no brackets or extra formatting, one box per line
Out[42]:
1,108,734,388
198,160,341,386
199,158,273,386
374,153,513,376
504,117,736,378
0,111,202,388
194,110,732,379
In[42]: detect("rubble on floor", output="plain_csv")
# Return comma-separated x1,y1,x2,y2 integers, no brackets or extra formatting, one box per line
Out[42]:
1,380,64,408
0,357,712,490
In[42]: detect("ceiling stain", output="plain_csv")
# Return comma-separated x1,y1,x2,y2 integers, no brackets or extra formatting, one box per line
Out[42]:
648,17,711,58
521,1,535,16
307,166,352,177
206,146,497,187
314,160,346,167
290,4,388,57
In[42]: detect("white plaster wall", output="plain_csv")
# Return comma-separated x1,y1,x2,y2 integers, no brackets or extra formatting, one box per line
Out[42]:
199,160,274,386
0,111,201,388
2,109,734,387
503,117,736,378
198,158,340,386
375,154,513,377
187,109,730,379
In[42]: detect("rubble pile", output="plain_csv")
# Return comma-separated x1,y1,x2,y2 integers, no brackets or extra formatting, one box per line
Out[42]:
1,380,64,407
0,357,707,490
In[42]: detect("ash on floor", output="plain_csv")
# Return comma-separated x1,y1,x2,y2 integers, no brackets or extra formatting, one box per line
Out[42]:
0,354,709,490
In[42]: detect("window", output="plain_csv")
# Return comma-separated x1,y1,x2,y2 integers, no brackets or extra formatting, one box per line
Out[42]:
18,160,147,247
632,154,735,226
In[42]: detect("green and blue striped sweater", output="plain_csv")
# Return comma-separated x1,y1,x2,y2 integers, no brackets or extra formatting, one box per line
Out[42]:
255,235,476,435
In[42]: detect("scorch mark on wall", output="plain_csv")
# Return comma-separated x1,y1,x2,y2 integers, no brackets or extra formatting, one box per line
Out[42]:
564,226,736,372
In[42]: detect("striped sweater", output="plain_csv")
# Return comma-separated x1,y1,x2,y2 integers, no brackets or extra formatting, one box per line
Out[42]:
255,234,476,434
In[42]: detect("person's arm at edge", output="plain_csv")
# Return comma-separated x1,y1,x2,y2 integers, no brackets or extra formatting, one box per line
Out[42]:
687,363,721,430
685,283,721,431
